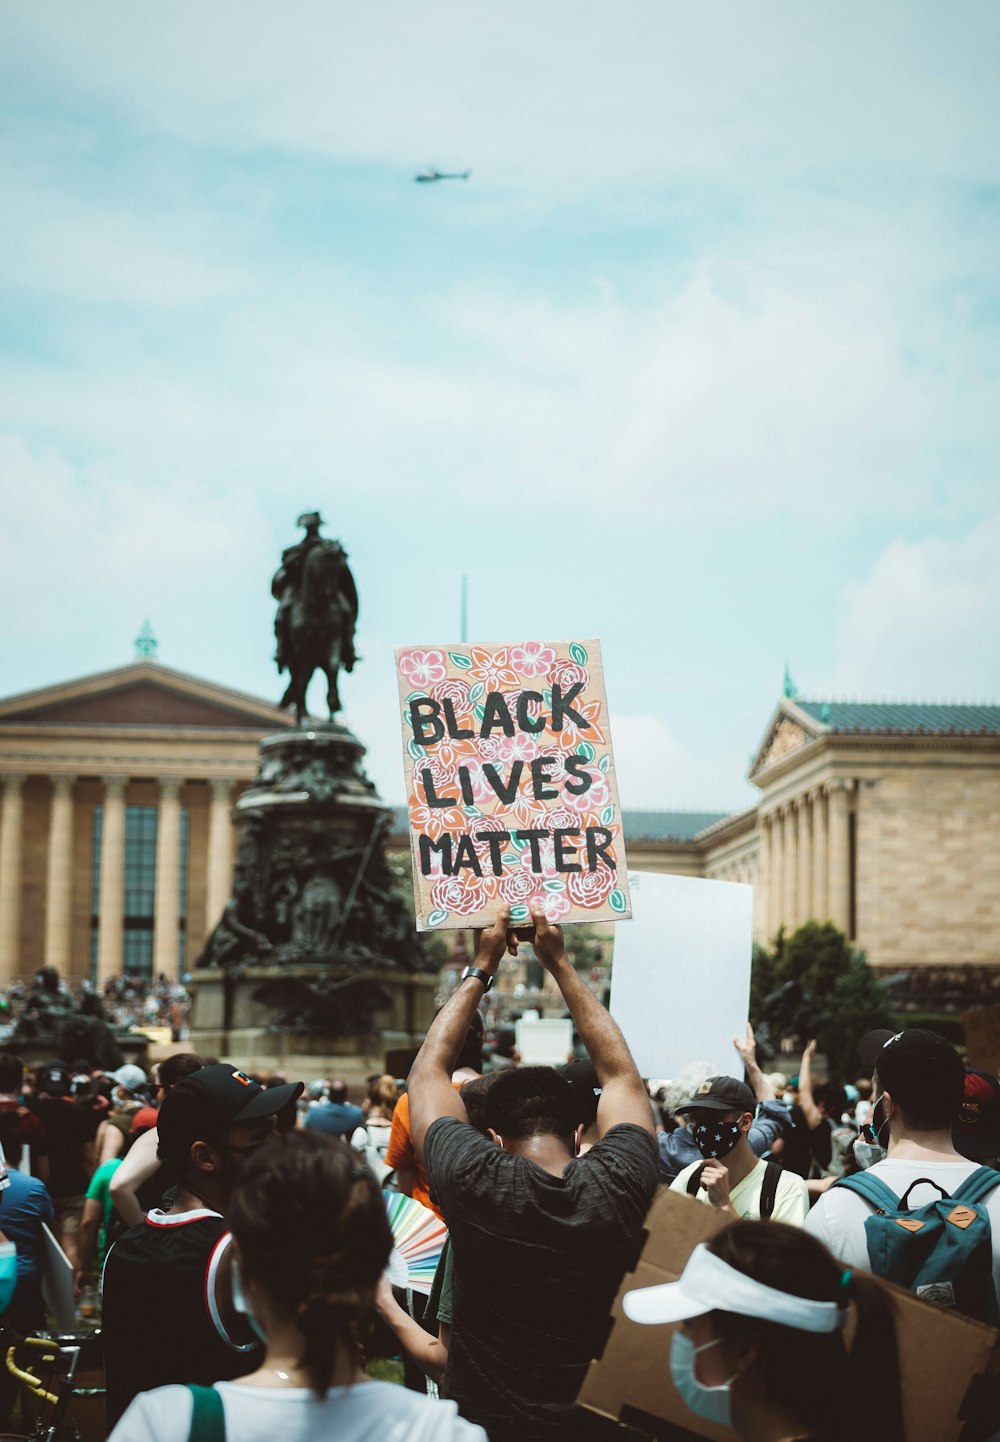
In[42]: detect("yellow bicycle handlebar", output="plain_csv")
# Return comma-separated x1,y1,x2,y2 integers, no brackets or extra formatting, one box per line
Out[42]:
5,1343,61,1407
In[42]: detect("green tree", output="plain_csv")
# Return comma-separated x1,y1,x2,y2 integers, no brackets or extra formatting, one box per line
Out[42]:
751,922,898,1080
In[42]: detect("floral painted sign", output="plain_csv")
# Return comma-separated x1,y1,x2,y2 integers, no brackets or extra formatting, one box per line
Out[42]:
394,639,631,931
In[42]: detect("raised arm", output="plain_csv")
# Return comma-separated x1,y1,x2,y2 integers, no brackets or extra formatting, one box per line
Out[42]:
409,909,510,1160
109,1125,159,1228
733,1022,775,1102
529,909,653,1137
797,1039,823,1131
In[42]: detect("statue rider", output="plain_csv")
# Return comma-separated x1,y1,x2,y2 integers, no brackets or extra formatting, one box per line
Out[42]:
271,510,325,672
271,511,359,720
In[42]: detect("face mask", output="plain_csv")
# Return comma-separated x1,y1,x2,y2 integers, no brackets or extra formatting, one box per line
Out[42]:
692,1120,742,1160
670,1331,735,1427
852,1136,886,1170
870,1094,891,1149
0,1242,16,1316
230,1256,268,1345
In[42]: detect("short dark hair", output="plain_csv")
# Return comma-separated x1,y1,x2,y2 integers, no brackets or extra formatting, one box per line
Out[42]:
328,1080,349,1105
874,1029,964,1131
483,1066,577,1142
813,1082,847,1118
0,1054,23,1094
157,1053,208,1093
460,1073,498,1132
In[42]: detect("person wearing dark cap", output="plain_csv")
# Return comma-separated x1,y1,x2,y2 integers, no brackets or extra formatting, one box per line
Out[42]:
27,1060,99,1271
101,1064,304,1429
805,1029,1000,1312
670,1076,809,1224
954,1068,1000,1168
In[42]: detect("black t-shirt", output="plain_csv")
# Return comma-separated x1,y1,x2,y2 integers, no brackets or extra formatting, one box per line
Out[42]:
424,1119,659,1442
28,1098,98,1198
101,1208,259,1428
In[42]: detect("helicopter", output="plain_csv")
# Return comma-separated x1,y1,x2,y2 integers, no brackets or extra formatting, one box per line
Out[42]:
415,167,472,183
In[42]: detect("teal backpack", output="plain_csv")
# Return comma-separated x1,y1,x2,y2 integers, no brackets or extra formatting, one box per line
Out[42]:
833,1166,1000,1325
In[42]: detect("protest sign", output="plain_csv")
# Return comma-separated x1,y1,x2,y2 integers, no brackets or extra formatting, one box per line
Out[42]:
962,1003,1000,1076
579,1189,1000,1442
515,1017,574,1067
609,871,753,1079
395,639,631,931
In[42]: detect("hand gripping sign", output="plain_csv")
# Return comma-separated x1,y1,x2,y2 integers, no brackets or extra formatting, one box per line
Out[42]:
395,639,631,931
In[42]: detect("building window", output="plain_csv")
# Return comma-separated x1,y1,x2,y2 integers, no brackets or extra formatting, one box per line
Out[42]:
123,805,157,977
90,802,190,984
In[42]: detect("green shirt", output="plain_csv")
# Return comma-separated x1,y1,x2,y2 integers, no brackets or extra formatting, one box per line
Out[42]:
85,1157,122,1265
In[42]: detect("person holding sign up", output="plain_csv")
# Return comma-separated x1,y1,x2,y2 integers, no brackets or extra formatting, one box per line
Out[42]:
405,905,658,1442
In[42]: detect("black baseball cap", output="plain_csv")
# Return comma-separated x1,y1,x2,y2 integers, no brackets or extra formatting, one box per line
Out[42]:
36,1062,71,1096
179,1064,303,1125
675,1076,755,1116
953,1070,1000,1163
861,1029,964,1115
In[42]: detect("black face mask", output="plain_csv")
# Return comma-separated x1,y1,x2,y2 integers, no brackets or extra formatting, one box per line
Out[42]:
692,1119,742,1160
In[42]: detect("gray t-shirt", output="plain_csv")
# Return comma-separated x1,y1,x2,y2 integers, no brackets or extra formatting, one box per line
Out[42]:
424,1119,658,1442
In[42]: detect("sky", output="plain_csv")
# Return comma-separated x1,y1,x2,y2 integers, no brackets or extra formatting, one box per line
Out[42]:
1,1,998,813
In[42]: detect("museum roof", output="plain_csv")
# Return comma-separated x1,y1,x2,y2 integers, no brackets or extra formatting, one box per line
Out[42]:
795,700,1000,735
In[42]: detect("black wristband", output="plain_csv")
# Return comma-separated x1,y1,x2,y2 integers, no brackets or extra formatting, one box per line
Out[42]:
461,966,495,993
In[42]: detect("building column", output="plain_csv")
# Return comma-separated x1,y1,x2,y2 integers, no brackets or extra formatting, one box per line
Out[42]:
782,803,796,932
797,795,812,925
811,788,828,921
754,814,771,942
43,775,77,972
153,778,184,978
0,775,27,984
205,780,235,933
769,810,784,938
827,780,852,935
97,777,127,986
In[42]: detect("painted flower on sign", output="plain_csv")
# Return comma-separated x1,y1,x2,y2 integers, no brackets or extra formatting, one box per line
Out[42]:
499,868,536,906
548,658,589,693
510,641,557,678
567,866,617,908
407,801,466,841
431,875,489,916
564,768,610,813
399,649,448,687
465,646,521,691
431,678,473,714
534,891,571,922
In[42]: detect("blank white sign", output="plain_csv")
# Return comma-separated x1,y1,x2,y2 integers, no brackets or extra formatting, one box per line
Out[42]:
609,871,753,1081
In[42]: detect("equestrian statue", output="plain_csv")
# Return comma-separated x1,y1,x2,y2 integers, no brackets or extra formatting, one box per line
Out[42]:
272,511,359,722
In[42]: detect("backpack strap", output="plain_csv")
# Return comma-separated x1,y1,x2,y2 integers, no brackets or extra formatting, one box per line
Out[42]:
186,1385,225,1442
951,1166,1000,1207
759,1161,782,1220
832,1171,901,1213
686,1162,708,1197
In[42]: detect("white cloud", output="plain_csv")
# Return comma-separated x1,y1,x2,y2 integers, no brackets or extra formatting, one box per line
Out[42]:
607,713,752,811
830,515,1000,698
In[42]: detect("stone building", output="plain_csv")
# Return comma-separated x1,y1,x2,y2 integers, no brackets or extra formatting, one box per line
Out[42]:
0,661,288,985
1,660,998,999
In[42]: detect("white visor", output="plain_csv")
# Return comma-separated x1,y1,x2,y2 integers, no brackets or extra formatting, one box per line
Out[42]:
623,1243,847,1334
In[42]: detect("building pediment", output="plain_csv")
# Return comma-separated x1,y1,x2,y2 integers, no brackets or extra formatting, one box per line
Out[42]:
0,662,289,731
749,700,823,780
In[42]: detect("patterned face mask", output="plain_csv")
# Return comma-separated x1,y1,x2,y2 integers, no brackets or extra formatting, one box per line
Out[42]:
692,1120,742,1160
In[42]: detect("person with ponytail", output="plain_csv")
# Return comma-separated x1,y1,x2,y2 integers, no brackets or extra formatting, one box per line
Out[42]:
109,1129,485,1441
624,1221,905,1442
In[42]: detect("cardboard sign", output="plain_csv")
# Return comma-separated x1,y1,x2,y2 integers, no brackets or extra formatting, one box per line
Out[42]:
41,1223,76,1331
579,1189,1000,1442
395,639,631,931
962,1003,1000,1076
610,871,753,1079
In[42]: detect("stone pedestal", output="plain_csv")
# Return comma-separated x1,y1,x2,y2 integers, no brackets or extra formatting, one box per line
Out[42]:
188,721,433,1062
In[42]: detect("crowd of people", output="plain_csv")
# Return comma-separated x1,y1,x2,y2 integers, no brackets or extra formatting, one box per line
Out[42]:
0,909,997,1441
